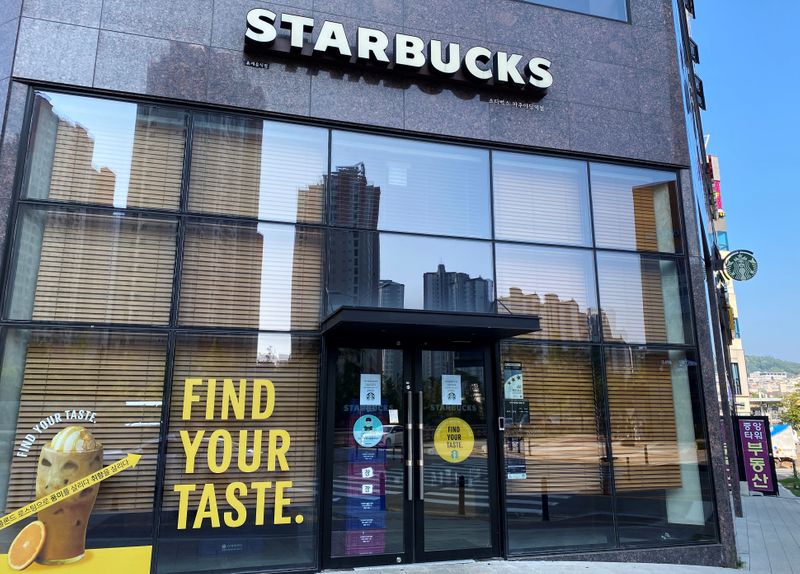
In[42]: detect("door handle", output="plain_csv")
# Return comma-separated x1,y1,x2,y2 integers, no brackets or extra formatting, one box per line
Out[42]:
498,416,506,432
406,389,413,501
417,390,424,501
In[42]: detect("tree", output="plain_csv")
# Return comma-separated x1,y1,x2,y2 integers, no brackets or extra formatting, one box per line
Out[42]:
780,391,800,428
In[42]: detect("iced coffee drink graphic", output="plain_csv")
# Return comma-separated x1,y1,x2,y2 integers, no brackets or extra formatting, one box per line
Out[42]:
35,426,103,564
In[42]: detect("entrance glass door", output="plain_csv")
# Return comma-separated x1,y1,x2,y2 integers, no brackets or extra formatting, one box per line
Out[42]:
418,349,495,558
324,345,498,568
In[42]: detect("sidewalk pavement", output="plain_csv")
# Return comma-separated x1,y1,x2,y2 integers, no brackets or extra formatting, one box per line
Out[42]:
737,473,800,573
329,479,800,574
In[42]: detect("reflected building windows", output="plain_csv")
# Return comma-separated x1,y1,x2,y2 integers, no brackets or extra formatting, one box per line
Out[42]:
326,231,494,314
330,132,491,239
188,115,327,223
496,244,598,341
179,222,324,330
23,92,186,210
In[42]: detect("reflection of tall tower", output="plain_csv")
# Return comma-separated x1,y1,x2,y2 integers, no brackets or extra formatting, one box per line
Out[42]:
379,280,405,309
423,264,493,313
327,164,381,311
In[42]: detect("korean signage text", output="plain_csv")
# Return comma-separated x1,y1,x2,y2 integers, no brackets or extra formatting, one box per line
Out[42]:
735,416,778,496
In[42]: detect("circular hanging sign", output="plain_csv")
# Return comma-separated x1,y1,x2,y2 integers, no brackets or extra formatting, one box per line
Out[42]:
724,250,758,282
434,417,474,464
353,415,383,448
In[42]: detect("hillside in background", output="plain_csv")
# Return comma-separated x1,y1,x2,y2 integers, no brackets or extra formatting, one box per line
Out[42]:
747,355,800,376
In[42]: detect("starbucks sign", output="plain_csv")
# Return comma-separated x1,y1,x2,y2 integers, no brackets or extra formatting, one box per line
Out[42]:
724,250,758,282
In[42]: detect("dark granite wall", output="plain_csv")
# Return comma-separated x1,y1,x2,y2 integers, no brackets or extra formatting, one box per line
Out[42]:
6,0,686,165
0,0,22,279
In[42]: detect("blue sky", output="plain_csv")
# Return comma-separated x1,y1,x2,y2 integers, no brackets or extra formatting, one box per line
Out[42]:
692,3,800,363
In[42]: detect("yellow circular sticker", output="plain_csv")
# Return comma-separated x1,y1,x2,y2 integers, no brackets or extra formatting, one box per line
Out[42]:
433,417,474,463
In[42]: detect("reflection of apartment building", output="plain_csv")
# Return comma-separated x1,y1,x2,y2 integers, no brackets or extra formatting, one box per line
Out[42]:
709,155,751,415
423,263,493,313
327,164,381,310
379,280,405,309
498,287,592,341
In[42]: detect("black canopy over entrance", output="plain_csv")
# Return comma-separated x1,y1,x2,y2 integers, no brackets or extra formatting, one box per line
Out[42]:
321,306,540,344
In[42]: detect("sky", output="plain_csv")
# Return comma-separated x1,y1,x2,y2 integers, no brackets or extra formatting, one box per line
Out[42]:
692,2,800,363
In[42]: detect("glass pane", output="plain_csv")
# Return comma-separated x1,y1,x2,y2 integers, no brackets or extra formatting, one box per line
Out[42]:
24,91,186,210
500,343,614,553
188,116,327,223
591,164,681,253
330,132,491,238
179,222,323,330
496,243,598,341
158,334,320,573
606,348,717,546
0,329,166,565
326,231,494,314
6,207,177,325
330,348,405,558
493,152,592,246
422,349,492,552
521,0,628,20
597,253,692,345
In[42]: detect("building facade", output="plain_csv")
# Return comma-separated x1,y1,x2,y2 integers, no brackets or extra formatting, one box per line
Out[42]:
708,154,751,416
0,1,738,573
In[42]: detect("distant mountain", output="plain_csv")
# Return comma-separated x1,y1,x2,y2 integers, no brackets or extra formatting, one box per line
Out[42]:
746,355,800,376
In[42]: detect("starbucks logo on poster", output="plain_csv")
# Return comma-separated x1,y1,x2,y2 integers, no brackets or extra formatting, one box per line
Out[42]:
433,417,474,464
353,415,383,448
724,250,758,282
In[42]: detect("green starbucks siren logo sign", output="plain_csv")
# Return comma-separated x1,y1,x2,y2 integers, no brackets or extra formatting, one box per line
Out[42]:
724,250,758,281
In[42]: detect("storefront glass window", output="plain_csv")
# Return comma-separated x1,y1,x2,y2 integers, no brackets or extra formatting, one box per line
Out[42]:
0,329,166,564
5,207,177,325
22,92,186,210
330,132,491,239
499,343,614,553
157,333,320,574
188,115,327,223
605,348,716,546
326,231,494,313
596,253,693,345
496,243,598,341
520,0,628,21
493,153,592,247
179,221,324,330
591,164,682,254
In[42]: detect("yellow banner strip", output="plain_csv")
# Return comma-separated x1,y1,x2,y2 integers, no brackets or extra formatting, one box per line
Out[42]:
0,453,141,531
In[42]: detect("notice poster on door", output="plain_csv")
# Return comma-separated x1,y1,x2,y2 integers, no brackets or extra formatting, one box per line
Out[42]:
441,375,462,406
359,374,381,406
503,363,524,400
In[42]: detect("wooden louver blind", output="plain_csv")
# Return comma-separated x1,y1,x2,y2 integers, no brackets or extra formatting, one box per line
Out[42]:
36,97,185,210
501,344,605,495
188,115,263,218
496,244,595,341
493,153,590,246
605,349,681,491
162,335,320,512
179,223,323,330
598,254,669,344
591,174,677,253
187,115,325,223
6,332,166,513
29,211,176,325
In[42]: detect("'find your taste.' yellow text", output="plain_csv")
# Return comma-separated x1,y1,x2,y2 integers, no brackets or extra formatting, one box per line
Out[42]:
173,378,303,530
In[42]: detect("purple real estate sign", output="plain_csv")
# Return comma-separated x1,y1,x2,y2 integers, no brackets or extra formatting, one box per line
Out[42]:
736,417,778,495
